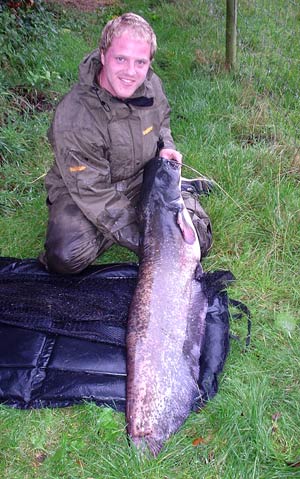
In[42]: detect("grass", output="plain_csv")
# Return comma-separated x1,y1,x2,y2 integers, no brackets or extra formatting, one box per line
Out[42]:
0,0,300,477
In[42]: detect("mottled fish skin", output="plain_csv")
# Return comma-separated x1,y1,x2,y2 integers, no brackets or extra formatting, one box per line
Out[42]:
126,158,208,456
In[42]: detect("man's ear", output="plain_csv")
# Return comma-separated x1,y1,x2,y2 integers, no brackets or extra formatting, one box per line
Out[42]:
100,50,105,65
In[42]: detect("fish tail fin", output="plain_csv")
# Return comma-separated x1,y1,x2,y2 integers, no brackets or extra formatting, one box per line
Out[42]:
130,435,163,457
145,436,163,457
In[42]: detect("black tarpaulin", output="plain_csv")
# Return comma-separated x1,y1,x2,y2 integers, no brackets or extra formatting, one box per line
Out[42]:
0,257,235,411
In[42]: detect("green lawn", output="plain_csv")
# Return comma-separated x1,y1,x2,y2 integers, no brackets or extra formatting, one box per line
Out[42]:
0,1,299,477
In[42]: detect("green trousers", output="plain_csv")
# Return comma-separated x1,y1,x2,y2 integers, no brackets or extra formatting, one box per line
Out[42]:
40,190,212,274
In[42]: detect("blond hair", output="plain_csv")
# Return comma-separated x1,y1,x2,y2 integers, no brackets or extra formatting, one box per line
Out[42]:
100,12,157,60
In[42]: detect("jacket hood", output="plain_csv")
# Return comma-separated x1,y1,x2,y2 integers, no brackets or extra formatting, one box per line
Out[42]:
78,49,154,100
79,49,101,86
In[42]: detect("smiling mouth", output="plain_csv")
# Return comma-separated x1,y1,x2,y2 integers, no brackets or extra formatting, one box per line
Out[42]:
119,77,135,86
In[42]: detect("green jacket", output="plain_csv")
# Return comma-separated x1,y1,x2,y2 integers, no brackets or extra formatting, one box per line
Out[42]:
45,49,176,245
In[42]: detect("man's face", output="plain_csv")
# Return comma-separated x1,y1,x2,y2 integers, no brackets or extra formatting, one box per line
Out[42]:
100,32,151,99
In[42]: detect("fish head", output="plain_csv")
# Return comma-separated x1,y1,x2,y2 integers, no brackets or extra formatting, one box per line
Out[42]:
139,157,182,209
138,157,198,249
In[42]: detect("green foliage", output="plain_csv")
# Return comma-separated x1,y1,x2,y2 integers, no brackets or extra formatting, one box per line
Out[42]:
0,1,58,87
0,0,300,477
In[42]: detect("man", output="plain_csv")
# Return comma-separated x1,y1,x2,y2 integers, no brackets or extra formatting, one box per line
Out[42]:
40,12,212,274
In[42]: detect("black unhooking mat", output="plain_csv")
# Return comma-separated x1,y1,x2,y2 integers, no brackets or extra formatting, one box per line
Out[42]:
0,257,249,411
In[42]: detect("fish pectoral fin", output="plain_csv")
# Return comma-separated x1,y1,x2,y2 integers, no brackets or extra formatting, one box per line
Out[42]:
176,209,196,245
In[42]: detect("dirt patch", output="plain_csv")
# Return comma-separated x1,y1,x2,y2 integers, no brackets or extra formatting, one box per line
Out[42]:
240,133,277,148
10,86,55,115
0,86,55,131
45,0,117,12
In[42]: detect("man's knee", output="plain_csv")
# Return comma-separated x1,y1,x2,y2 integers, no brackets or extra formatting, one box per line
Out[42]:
191,215,213,258
41,194,106,274
182,191,213,258
44,239,90,274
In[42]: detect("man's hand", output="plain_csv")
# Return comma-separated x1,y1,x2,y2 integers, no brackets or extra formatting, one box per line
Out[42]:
159,148,182,164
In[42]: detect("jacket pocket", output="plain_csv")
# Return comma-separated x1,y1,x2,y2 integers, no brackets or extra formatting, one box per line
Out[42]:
64,149,111,193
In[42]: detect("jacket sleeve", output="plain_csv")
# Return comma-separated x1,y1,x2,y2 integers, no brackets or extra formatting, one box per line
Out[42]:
51,128,139,246
159,99,176,150
153,73,176,150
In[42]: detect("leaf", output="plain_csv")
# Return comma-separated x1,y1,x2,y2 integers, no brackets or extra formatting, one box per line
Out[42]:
286,459,300,468
192,435,213,446
271,411,282,433
272,412,281,422
32,451,47,468
192,437,205,446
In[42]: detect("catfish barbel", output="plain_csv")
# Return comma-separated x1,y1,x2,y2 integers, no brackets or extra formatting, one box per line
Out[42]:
126,157,208,456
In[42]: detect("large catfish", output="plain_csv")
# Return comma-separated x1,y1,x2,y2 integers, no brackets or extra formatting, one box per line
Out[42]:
126,157,208,456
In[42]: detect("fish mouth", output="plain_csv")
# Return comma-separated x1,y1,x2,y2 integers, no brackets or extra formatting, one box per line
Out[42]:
158,156,180,169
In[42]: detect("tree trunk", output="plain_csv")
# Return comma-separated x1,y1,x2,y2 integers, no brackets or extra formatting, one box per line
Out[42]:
225,0,238,70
